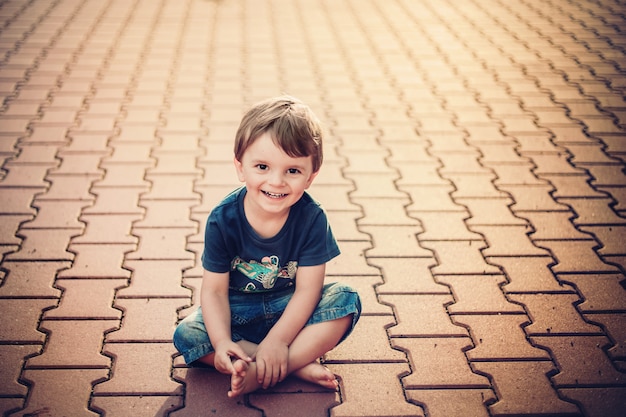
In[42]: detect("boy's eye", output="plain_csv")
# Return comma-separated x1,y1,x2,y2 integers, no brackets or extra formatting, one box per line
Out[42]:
287,168,301,174
256,164,268,171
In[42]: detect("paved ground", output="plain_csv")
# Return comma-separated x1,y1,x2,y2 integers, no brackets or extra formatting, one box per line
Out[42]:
0,0,625,416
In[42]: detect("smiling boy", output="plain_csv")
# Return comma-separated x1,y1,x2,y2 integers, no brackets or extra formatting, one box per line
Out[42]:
173,95,361,397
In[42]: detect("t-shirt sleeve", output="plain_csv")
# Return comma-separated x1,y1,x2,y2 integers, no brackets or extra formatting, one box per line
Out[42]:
297,210,341,267
201,215,232,273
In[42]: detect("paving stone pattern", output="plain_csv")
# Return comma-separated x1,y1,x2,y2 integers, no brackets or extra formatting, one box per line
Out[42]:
0,0,625,416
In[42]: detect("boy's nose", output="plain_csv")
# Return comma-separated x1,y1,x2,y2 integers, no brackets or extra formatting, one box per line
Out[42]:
268,171,285,186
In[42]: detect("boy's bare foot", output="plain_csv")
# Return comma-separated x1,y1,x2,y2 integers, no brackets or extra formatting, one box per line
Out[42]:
228,359,260,398
293,362,339,390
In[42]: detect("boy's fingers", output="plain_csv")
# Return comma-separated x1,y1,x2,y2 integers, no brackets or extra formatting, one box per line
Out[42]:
227,346,252,362
256,359,266,385
279,362,288,382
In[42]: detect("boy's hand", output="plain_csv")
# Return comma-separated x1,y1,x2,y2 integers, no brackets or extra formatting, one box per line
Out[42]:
214,341,252,376
254,339,289,389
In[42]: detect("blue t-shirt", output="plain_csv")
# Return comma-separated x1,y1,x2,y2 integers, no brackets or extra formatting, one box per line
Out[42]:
202,187,340,293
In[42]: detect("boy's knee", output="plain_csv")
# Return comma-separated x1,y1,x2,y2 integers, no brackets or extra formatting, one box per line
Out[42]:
172,319,189,351
324,282,361,306
173,311,207,352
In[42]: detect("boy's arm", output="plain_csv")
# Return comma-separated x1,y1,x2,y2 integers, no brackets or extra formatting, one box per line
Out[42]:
254,263,326,388
201,269,251,374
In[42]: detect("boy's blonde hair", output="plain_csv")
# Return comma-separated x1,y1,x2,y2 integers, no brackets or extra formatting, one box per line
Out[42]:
234,95,324,173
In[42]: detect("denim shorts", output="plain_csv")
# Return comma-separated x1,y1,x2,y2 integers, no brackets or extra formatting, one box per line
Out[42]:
173,282,361,365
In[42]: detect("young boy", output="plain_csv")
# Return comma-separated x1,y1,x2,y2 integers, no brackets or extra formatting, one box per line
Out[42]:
173,95,361,397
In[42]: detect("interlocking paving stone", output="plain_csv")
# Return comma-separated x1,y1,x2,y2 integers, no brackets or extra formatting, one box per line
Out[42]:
0,188,44,215
587,312,626,360
250,388,340,417
0,261,65,298
57,243,135,279
393,161,448,186
402,184,465,212
117,259,193,298
405,389,496,417
307,185,358,211
91,396,182,417
353,197,419,226
72,214,141,245
0,345,41,397
543,174,608,199
360,225,430,258
485,163,545,187
560,387,626,417
24,200,89,229
44,279,126,319
454,314,551,361
126,229,195,261
418,211,484,240
328,210,369,240
94,164,152,188
106,298,183,342
381,294,467,337
532,335,626,386
521,211,592,240
0,165,54,188
538,240,620,274
461,197,535,227
558,274,626,313
0,299,56,343
5,229,80,261
393,338,490,388
38,175,98,201
0,215,32,246
521,290,608,333
26,320,117,368
438,275,524,314
170,368,261,417
560,197,626,226
82,187,147,215
474,361,581,416
95,343,181,395
492,256,573,293
499,183,571,212
326,241,380,276
348,173,405,199
326,315,405,363
370,257,445,294
328,363,423,417
423,241,501,275
15,369,108,417
51,153,104,176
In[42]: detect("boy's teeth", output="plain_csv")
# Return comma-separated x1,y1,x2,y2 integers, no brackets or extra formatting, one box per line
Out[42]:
264,191,285,198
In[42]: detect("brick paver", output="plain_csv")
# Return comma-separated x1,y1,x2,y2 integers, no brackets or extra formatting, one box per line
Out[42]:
1,0,625,416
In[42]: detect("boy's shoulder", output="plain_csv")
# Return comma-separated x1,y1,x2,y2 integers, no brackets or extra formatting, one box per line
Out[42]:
210,187,244,217
294,190,323,212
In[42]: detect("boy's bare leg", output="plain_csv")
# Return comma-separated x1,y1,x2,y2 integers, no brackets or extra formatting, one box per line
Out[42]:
229,315,352,397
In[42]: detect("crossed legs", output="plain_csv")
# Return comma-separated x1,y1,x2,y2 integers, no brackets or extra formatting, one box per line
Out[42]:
198,315,352,397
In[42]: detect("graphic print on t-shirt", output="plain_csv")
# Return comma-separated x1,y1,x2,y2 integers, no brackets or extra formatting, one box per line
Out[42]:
231,255,298,292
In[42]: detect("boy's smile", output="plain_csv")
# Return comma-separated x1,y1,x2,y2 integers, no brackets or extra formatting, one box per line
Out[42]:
234,132,318,223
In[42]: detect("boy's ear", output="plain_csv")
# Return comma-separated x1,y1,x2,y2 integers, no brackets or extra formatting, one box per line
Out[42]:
305,170,319,189
233,157,245,182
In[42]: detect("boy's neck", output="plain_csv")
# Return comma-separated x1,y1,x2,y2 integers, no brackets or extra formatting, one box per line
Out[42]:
243,194,291,239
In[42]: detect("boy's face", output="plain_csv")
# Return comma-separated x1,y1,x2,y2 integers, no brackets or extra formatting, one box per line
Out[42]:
234,132,318,218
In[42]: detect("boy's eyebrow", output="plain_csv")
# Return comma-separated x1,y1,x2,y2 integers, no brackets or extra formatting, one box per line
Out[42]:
250,157,309,170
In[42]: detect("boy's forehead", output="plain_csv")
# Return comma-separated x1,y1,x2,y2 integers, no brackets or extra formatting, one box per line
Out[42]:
246,133,313,163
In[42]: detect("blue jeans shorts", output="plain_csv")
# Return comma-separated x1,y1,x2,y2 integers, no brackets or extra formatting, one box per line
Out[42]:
173,282,361,365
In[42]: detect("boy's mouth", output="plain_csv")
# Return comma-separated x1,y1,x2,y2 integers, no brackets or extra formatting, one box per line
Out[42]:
262,190,287,199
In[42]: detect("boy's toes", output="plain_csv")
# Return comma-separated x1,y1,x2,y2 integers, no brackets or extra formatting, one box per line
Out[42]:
232,358,249,376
